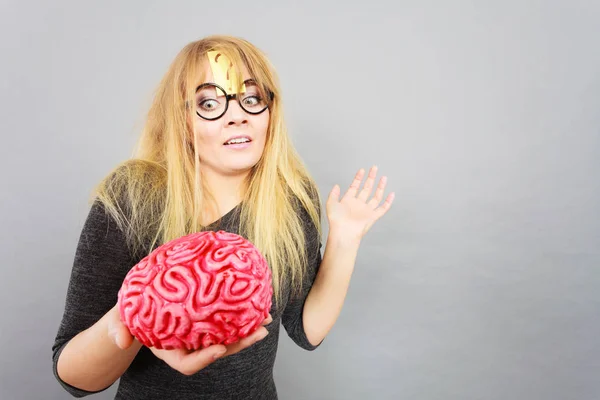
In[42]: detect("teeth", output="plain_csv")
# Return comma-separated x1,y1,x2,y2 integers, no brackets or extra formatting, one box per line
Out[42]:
226,137,250,145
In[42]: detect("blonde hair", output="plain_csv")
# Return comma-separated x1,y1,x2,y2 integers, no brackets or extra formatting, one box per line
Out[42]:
91,35,322,306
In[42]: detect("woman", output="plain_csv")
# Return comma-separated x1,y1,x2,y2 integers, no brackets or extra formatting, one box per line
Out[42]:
52,35,394,399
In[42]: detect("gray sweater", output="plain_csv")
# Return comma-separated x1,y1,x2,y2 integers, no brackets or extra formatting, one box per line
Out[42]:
52,199,323,399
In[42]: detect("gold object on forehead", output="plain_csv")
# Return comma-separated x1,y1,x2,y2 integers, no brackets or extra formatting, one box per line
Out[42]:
207,50,246,93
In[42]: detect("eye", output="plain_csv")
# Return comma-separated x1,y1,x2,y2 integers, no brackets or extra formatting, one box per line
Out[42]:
242,95,262,107
198,98,220,111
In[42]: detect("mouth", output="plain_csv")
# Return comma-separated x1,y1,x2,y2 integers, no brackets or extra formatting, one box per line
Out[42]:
223,136,252,146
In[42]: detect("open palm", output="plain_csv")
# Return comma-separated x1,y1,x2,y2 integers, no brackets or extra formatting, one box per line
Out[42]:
326,166,395,241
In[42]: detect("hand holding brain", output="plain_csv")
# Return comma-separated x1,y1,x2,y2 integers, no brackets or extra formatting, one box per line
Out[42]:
117,230,273,350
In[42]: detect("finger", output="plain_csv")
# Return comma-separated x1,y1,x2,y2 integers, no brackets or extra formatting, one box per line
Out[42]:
262,314,273,326
176,345,228,375
344,168,365,199
327,184,341,205
374,192,395,218
223,326,269,357
358,166,378,202
367,176,387,208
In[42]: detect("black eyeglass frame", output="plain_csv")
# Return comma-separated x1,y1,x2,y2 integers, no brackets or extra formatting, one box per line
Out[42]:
194,80,275,121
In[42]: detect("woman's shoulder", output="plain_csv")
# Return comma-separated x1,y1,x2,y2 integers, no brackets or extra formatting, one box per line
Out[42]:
104,160,167,192
289,183,322,244
91,160,167,254
95,160,166,207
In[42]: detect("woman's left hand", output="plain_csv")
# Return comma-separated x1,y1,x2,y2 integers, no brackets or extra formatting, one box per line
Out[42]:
326,165,395,243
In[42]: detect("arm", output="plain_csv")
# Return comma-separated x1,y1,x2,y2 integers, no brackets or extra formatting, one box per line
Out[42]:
302,166,395,347
55,306,143,394
280,198,324,351
302,232,360,347
52,200,142,396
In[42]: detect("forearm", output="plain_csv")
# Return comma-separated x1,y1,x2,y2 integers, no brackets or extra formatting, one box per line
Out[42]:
56,307,143,392
302,230,361,346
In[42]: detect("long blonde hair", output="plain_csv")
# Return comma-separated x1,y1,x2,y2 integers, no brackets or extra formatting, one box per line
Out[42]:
91,35,322,306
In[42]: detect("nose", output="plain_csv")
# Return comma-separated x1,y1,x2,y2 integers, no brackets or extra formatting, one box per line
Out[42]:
225,98,248,126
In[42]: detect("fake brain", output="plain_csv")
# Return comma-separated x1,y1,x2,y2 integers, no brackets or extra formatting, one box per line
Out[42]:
117,230,273,350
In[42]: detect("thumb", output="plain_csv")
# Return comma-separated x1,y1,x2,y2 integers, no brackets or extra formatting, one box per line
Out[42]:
108,306,134,350
115,325,135,350
327,184,341,205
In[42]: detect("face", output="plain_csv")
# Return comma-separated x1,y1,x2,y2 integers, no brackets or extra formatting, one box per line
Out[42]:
189,60,270,179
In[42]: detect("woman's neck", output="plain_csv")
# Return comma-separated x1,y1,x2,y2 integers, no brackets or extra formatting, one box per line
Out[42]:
200,169,249,225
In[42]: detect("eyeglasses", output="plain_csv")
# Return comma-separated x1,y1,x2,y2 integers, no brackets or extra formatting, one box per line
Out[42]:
194,79,273,121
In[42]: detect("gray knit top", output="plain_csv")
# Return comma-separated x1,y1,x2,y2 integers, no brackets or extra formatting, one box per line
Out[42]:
52,198,322,399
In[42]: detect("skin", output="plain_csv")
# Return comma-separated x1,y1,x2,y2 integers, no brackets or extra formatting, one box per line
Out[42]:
189,61,270,224
303,166,395,346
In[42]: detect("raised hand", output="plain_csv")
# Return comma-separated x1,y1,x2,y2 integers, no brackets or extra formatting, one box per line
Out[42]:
326,165,395,242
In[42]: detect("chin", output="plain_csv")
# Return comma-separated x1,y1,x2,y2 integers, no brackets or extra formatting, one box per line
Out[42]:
226,156,261,170
224,162,260,175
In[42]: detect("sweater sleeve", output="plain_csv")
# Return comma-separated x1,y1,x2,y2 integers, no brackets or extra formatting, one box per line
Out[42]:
51,200,138,397
280,199,324,351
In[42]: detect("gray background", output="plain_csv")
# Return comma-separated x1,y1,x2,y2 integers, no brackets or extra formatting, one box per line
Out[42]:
1,0,599,399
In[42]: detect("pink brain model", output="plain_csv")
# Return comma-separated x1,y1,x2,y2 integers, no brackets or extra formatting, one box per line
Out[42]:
117,230,273,350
